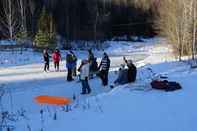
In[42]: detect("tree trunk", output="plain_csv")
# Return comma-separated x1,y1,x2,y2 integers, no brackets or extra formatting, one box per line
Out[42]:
192,0,197,60
94,11,99,45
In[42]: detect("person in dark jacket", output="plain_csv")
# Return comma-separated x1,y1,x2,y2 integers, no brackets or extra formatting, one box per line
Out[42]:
66,52,74,81
88,49,95,78
43,49,50,72
99,52,110,86
92,57,99,74
114,64,128,85
88,49,94,64
123,57,137,83
70,51,77,77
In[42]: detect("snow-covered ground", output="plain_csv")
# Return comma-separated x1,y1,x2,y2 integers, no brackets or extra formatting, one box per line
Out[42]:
0,40,16,46
0,38,197,131
0,38,158,68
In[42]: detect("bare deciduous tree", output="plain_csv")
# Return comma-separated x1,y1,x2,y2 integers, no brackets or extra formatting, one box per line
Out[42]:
17,0,27,32
191,0,197,60
155,0,197,60
0,0,20,39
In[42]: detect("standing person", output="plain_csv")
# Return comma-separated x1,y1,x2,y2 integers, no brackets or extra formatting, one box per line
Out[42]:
70,51,77,77
66,52,74,81
92,57,99,75
78,60,91,94
99,52,110,86
88,49,95,78
88,49,94,63
43,49,50,72
123,57,137,83
52,49,61,71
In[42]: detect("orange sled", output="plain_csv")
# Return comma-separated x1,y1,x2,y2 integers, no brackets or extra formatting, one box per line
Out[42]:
35,95,71,106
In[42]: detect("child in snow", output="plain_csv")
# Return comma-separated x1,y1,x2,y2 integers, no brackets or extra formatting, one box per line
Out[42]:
43,49,50,72
52,49,61,72
78,60,91,94
98,52,110,86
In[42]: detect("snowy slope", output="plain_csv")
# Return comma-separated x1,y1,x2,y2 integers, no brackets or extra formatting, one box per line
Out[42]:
1,38,197,131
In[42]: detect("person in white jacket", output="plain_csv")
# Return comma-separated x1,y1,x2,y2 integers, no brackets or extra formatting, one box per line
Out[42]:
78,60,91,94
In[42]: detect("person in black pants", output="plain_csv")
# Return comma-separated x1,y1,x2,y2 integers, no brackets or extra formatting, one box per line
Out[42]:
66,52,74,81
99,52,110,86
43,49,50,72
52,49,61,72
88,49,95,79
70,51,77,77
123,57,137,83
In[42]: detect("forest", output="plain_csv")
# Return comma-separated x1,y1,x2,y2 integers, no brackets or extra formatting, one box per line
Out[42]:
0,0,196,60
0,0,156,41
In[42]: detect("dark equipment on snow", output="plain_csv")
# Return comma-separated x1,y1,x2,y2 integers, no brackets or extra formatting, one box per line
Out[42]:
151,80,182,92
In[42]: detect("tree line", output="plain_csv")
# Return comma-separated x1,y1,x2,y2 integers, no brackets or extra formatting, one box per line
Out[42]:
0,0,196,60
0,0,156,49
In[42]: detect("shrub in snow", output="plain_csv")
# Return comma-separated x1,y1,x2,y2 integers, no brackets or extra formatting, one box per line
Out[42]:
34,30,56,49
34,8,57,50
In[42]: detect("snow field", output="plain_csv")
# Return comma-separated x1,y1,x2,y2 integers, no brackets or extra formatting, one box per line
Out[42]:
1,38,197,131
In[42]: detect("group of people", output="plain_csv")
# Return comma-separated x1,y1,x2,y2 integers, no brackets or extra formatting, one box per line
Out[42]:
77,50,111,94
42,48,137,95
43,49,61,72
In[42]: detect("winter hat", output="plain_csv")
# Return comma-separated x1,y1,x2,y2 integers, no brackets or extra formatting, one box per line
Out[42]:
103,52,108,58
120,64,125,69
128,60,133,64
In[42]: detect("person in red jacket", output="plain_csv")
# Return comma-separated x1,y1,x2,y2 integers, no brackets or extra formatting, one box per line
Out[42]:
52,49,61,71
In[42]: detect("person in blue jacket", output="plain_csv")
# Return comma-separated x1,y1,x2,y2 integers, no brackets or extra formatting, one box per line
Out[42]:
66,51,75,81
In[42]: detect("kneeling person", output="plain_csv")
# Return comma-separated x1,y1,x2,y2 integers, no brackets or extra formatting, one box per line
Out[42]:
114,64,129,86
111,58,137,88
124,57,137,83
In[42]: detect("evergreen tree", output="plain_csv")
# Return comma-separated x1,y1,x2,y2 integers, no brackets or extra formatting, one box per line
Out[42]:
34,7,56,49
16,29,28,44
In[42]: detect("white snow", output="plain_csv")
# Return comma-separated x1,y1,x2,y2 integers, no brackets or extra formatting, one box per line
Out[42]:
0,38,197,131
0,40,16,45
